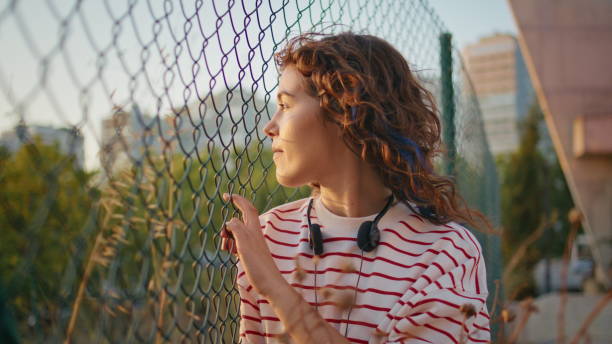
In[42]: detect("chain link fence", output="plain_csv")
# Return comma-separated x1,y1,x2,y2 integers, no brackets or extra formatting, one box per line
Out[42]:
0,0,500,342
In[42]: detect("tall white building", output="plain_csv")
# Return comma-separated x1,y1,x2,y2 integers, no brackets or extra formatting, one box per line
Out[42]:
463,34,535,156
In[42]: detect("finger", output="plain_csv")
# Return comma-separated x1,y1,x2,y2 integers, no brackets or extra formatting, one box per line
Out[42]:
220,228,233,239
222,221,240,256
221,227,235,251
224,193,260,229
226,237,235,255
221,237,236,252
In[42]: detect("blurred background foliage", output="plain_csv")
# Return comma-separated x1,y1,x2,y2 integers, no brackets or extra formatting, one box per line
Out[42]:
0,135,308,342
498,102,575,300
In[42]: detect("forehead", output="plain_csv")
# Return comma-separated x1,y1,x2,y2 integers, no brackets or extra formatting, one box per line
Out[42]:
278,66,306,95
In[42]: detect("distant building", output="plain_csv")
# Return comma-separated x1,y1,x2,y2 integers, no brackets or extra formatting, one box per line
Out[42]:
100,89,271,175
100,110,133,173
462,34,535,156
0,123,85,168
100,106,199,174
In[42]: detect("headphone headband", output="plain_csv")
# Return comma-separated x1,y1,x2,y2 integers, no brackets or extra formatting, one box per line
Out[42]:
307,194,394,253
373,194,395,226
308,195,394,227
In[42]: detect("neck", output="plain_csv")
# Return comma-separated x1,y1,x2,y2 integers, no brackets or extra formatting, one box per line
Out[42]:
317,162,392,218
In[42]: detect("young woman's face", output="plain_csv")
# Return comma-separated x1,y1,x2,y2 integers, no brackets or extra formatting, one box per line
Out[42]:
263,65,346,187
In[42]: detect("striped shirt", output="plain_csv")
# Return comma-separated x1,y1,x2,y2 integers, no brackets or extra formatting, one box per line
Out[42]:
236,197,491,343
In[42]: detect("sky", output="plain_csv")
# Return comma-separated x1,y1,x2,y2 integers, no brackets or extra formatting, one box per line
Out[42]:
0,0,519,171
428,0,518,49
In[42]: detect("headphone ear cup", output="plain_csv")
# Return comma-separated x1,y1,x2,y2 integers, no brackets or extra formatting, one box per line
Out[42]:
357,221,380,252
309,224,324,256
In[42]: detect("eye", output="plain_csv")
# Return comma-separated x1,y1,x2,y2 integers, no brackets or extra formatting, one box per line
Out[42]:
277,102,288,110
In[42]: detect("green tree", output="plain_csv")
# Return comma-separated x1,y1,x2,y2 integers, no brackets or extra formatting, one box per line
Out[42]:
499,103,574,300
0,138,98,340
0,130,310,342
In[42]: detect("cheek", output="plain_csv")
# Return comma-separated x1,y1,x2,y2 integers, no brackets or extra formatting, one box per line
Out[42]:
315,123,345,156
273,133,321,186
296,130,339,172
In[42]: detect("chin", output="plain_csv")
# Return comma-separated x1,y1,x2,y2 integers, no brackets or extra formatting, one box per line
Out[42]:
275,173,308,188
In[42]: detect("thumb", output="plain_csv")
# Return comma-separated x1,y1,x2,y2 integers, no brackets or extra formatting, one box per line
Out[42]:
224,193,260,229
225,218,246,237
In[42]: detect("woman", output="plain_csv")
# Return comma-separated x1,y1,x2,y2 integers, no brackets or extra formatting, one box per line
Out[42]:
221,32,491,343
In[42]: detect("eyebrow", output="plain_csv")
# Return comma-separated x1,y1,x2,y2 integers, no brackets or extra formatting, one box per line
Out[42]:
276,91,295,100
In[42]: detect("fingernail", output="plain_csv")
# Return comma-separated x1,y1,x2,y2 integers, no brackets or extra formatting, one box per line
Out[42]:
223,193,229,201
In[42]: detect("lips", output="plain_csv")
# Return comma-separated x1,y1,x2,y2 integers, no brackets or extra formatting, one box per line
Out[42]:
272,147,283,160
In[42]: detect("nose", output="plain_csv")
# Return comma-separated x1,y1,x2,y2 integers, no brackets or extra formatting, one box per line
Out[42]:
263,113,279,139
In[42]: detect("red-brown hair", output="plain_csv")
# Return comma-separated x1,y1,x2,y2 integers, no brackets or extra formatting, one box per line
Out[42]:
275,32,490,230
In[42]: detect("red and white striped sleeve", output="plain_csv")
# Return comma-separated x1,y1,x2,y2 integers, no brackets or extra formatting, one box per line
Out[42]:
384,288,490,343
236,261,266,344
380,227,491,343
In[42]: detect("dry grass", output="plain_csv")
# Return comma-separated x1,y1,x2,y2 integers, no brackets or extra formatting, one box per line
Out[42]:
65,155,189,343
60,170,603,344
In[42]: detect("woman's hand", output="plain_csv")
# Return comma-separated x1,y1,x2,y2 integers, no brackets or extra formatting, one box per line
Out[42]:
221,193,286,298
222,193,350,344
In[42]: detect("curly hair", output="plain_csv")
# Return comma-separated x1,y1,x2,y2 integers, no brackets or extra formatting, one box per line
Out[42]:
274,32,490,231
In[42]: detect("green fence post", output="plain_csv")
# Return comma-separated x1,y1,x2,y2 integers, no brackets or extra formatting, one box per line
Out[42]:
439,32,456,177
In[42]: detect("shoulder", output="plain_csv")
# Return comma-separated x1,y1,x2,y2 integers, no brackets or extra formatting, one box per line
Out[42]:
389,205,488,293
386,203,484,260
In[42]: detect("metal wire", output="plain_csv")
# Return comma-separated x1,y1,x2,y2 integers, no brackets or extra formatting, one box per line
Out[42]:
0,0,501,342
